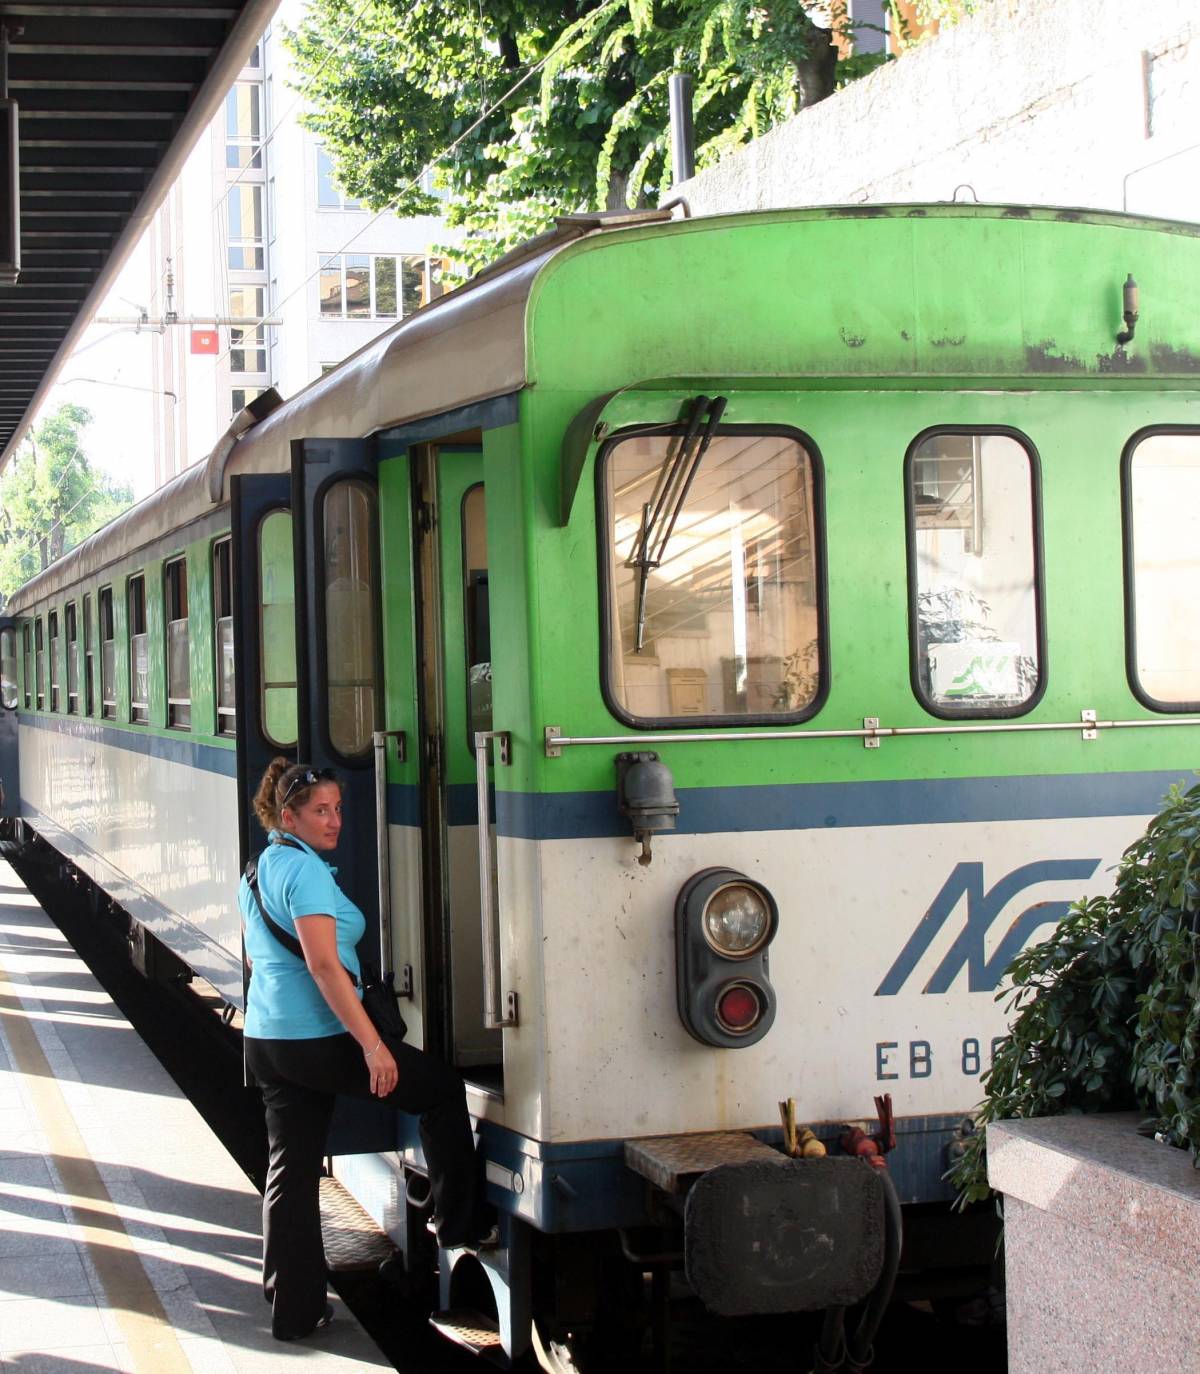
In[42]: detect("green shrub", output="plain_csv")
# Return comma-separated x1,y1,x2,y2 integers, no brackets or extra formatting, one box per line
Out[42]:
950,778,1200,1204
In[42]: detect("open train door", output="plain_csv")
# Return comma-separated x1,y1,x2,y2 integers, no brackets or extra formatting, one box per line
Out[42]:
0,616,19,821
291,438,398,1153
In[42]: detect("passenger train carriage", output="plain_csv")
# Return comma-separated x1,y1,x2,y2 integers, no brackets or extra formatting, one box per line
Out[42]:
3,202,1200,1364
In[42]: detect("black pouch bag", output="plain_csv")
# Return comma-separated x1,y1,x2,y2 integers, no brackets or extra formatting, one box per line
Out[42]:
245,843,407,1043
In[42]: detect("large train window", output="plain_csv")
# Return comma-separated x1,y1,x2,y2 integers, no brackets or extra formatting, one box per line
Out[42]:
99,587,116,720
1123,428,1200,710
905,429,1044,718
165,558,190,729
48,611,60,712
21,623,31,709
128,574,149,724
34,618,44,711
83,593,94,715
65,602,79,715
0,627,16,710
258,510,297,748
601,425,825,726
462,483,491,742
213,539,235,736
322,478,378,759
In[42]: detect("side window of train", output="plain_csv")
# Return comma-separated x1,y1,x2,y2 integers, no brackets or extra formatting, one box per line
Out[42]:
48,610,60,712
213,538,235,736
258,510,297,748
83,593,94,716
462,483,491,742
21,622,31,709
905,429,1044,718
128,573,149,725
34,618,44,711
601,425,825,725
1123,428,1200,710
99,586,116,720
0,626,16,710
322,478,379,760
165,558,190,729
65,602,79,715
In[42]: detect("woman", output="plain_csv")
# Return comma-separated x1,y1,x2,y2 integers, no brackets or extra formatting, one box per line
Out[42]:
239,757,492,1342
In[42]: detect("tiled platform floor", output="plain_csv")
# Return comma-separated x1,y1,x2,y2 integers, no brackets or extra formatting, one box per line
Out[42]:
0,860,392,1373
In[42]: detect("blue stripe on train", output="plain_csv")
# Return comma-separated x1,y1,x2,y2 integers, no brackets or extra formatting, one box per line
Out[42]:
383,768,1193,840
16,712,237,776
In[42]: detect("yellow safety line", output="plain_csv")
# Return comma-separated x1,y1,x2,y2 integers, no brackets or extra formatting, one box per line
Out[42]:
0,963,194,1374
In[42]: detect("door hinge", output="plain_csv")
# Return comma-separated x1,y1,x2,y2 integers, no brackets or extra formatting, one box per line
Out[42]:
425,732,445,774
416,500,436,535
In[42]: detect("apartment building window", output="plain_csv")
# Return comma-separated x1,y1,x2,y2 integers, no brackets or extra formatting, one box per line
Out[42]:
227,184,264,269
225,83,263,169
318,253,447,320
316,147,363,210
128,574,149,724
232,387,266,416
230,285,267,374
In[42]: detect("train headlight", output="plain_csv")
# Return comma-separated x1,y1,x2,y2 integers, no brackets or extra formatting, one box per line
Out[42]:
704,884,772,957
676,868,778,1049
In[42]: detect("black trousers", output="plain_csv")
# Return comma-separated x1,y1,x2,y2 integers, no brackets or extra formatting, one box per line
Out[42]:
245,1032,484,1338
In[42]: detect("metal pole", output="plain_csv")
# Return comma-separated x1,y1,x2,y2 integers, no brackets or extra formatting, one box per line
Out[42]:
669,72,695,186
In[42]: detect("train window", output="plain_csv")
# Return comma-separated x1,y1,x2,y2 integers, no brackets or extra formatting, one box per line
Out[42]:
83,593,94,715
22,622,31,709
1124,429,1200,709
165,559,190,729
99,587,116,720
906,430,1043,718
65,602,79,714
462,484,491,742
322,478,379,758
213,539,235,735
48,611,60,712
128,574,149,724
602,426,824,725
0,627,16,710
258,510,297,748
34,619,44,711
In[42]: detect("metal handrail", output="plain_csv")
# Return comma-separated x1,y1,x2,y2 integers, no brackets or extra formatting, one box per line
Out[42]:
372,729,406,979
474,729,517,1029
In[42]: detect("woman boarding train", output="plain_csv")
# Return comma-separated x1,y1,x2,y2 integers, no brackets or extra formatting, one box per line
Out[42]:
238,758,493,1342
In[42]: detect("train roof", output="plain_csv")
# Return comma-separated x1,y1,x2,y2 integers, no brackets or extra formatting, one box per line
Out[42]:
10,200,1200,612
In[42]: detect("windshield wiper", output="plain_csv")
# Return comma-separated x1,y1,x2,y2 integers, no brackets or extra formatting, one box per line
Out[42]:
631,394,728,652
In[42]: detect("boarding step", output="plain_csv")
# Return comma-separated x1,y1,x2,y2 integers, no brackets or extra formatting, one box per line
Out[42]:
320,1174,397,1272
429,1308,508,1366
625,1130,780,1193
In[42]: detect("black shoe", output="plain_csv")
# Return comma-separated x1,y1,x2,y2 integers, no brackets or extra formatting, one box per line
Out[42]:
273,1303,334,1342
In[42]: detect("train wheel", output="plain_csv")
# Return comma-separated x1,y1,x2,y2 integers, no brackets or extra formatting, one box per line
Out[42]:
530,1253,648,1373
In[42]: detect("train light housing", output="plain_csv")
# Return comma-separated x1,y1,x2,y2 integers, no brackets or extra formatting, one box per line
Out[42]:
676,868,778,1048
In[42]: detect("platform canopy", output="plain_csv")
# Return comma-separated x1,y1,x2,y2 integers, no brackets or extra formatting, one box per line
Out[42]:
0,0,280,470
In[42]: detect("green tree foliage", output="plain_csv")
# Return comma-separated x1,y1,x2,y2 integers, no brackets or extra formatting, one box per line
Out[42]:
0,405,134,605
951,778,1200,1205
288,0,893,273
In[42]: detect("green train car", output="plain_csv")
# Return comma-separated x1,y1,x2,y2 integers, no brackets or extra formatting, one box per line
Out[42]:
3,203,1200,1366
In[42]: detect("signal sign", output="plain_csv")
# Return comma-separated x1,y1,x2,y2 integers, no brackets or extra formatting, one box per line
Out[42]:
190,329,219,354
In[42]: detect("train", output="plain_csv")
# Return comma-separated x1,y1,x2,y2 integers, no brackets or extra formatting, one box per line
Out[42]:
3,201,1200,1369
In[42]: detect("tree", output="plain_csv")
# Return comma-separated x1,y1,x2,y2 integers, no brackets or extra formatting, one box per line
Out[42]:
288,0,893,274
0,404,134,606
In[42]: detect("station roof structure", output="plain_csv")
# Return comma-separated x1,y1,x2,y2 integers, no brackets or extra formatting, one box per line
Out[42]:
0,0,279,470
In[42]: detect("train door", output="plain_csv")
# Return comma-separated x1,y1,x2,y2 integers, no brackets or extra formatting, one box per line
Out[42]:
412,445,503,1086
0,616,18,819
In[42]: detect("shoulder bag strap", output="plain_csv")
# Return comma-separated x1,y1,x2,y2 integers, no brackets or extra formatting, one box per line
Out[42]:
245,839,359,987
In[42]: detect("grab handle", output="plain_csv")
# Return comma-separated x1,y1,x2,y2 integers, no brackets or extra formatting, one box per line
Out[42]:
474,730,517,1028
372,729,411,994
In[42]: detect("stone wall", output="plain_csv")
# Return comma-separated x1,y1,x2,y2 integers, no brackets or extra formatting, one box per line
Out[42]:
677,0,1200,222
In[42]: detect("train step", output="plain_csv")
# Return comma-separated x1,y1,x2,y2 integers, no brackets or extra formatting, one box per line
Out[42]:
429,1308,509,1365
320,1174,398,1272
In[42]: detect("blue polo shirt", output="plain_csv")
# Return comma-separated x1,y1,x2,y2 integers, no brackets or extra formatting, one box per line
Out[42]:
239,830,365,1040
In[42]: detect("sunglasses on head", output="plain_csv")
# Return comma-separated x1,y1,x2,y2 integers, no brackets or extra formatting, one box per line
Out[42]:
279,766,337,810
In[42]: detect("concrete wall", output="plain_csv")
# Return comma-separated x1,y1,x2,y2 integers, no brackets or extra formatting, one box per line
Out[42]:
678,0,1200,222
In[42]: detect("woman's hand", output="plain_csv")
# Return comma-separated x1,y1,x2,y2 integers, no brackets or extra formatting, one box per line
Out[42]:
365,1038,398,1097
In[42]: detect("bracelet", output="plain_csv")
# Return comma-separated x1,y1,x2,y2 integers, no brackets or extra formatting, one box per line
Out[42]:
364,1039,383,1060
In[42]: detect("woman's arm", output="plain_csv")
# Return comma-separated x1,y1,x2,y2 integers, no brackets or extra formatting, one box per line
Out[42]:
295,915,399,1096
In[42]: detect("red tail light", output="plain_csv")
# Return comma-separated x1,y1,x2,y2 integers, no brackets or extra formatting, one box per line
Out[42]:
716,983,762,1033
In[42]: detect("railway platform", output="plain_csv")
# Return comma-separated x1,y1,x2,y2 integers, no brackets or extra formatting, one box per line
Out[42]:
0,858,392,1373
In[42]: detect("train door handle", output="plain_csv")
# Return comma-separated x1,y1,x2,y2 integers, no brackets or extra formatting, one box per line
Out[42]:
474,729,517,1029
372,729,410,993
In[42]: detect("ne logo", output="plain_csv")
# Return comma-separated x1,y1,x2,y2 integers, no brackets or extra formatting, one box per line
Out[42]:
876,859,1101,996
